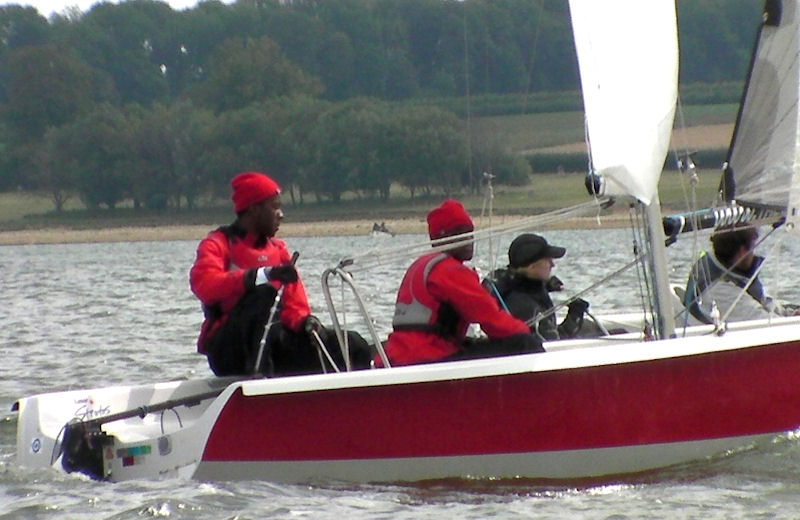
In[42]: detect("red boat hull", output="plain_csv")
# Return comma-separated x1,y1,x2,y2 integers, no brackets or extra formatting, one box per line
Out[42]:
199,341,800,481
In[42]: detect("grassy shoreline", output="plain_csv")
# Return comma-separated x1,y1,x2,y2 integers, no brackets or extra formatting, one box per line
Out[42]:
0,170,719,246
0,210,641,246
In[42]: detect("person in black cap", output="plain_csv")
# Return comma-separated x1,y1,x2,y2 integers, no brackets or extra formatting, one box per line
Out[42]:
483,233,590,341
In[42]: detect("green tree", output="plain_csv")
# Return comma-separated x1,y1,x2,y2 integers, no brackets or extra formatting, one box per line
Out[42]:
377,0,445,93
0,5,51,103
0,120,12,190
63,1,172,106
470,133,531,188
170,101,216,209
0,5,49,49
40,125,78,212
314,0,387,97
124,102,213,210
391,105,467,197
321,98,394,200
3,45,99,140
308,101,362,202
270,96,331,205
677,0,761,83
53,104,133,210
207,103,285,184
2,44,105,189
190,35,323,112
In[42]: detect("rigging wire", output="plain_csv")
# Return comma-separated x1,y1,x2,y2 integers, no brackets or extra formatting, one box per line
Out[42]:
527,254,645,328
469,0,548,274
341,198,613,272
670,96,706,333
629,204,656,338
479,171,497,275
521,0,546,114
714,225,784,324
672,224,788,328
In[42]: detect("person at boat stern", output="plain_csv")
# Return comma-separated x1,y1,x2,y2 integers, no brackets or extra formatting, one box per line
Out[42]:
190,171,370,376
484,233,592,341
378,199,543,367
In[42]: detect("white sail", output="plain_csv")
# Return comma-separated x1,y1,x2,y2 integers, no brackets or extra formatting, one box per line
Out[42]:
569,0,679,205
726,0,800,229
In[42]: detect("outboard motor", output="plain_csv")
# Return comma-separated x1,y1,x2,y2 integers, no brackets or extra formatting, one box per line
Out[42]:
60,419,113,480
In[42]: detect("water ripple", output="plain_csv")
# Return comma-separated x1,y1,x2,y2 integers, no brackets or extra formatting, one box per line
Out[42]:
3,233,800,518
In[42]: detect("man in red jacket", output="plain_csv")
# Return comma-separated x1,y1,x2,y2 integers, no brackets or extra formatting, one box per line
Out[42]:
380,199,543,367
190,171,369,376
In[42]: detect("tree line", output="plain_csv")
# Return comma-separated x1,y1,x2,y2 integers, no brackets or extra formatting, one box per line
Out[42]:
36,97,532,211
0,0,763,209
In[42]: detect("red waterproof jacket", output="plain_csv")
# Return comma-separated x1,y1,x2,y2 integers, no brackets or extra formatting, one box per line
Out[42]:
189,226,310,353
381,252,530,366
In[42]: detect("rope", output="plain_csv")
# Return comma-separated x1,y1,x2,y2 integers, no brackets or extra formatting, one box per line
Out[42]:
629,204,656,337
341,198,614,272
718,225,782,324
526,254,644,327
675,224,784,327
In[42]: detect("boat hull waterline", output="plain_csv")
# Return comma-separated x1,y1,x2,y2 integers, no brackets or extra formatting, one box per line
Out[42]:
15,320,800,482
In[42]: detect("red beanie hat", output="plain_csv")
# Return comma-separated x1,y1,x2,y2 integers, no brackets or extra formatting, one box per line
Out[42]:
427,199,474,239
231,172,281,213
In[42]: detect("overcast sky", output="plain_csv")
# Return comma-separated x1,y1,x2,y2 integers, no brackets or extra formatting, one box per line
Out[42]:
8,0,213,18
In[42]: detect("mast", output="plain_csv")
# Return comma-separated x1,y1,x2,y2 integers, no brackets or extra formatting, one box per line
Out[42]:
645,198,676,338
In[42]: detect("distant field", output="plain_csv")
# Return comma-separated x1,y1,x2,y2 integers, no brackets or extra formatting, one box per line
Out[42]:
472,103,739,153
0,191,86,223
472,111,586,152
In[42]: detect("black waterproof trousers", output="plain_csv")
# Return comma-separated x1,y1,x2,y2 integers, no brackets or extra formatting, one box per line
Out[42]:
204,285,371,377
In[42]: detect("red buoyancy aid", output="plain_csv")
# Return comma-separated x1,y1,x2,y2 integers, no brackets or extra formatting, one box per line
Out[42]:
392,252,450,331
381,252,469,366
382,251,531,366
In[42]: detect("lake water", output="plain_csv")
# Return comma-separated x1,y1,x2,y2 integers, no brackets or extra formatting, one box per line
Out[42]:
2,228,800,519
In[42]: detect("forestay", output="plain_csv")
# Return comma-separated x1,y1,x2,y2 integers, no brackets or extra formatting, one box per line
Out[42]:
569,0,678,205
724,0,800,231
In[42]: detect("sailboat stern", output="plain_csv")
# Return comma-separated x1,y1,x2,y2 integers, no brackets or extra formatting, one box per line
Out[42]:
14,378,236,481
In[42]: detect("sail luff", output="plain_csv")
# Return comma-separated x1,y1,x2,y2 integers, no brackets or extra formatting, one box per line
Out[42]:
719,4,772,203
789,83,800,231
569,0,678,205
789,0,800,232
727,0,800,213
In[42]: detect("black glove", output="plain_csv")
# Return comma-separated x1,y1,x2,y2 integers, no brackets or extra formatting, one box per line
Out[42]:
267,263,298,283
303,315,323,334
567,298,589,317
521,333,546,354
546,275,564,292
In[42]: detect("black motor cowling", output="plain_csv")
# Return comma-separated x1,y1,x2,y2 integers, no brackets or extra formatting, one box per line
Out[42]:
60,420,112,480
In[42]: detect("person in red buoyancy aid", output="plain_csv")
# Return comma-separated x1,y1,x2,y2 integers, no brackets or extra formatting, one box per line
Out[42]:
190,171,370,376
378,199,544,367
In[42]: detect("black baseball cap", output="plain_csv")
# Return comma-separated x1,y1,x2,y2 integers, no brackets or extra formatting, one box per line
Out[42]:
508,233,566,268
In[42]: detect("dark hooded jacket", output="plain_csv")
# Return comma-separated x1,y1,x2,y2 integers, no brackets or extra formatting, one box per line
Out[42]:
485,268,583,340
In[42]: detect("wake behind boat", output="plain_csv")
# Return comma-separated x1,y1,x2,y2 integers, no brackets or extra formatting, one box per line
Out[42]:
13,0,800,483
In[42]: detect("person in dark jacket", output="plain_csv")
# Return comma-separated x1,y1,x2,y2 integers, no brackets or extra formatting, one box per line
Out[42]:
485,233,590,341
190,171,370,377
379,199,543,367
